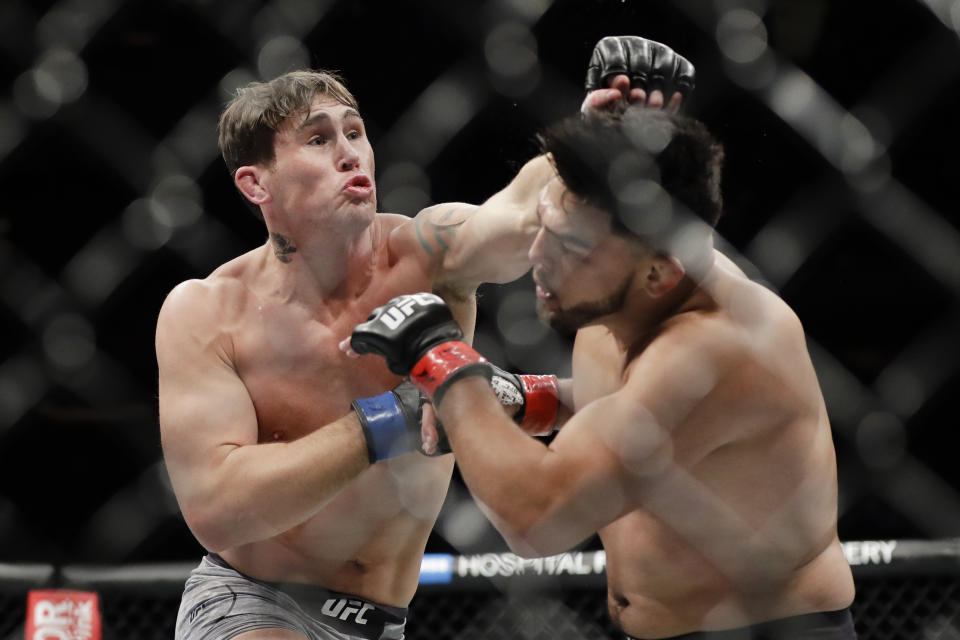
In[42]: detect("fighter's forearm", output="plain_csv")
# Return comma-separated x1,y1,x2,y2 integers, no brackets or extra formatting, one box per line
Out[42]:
438,377,578,557
438,155,555,287
179,414,369,552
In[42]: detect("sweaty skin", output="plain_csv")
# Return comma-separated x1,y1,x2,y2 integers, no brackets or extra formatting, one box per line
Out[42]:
579,254,853,636
434,226,855,636
157,96,552,609
159,216,462,605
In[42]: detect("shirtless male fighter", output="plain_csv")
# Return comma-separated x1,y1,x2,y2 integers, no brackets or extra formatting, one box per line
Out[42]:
158,37,695,640
351,108,858,638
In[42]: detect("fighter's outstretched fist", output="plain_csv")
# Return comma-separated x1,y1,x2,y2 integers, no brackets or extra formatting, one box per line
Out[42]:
582,35,695,114
351,293,492,405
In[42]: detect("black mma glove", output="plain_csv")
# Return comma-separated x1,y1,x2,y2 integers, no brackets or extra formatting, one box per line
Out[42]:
351,293,493,406
585,35,695,101
490,364,560,437
352,380,450,462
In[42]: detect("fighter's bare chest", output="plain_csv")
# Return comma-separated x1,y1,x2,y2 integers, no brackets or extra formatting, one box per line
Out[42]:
232,264,438,442
242,340,399,443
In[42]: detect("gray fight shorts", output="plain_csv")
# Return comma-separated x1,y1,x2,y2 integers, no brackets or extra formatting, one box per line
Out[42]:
175,554,407,640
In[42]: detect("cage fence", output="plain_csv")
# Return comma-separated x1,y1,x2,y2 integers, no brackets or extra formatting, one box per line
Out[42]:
1,0,959,638
2,541,960,639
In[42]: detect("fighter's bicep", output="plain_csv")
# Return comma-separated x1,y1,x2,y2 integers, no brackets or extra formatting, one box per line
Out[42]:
438,156,556,286
156,295,259,480
158,355,258,453
550,389,673,481
410,203,478,259
514,392,668,546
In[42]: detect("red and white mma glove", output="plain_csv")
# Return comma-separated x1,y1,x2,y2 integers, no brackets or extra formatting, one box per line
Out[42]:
489,365,559,437
350,293,492,406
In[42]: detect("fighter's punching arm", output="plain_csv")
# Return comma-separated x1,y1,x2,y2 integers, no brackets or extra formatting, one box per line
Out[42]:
437,375,673,557
350,294,716,556
433,155,557,288
405,36,695,292
393,155,555,294
157,281,433,552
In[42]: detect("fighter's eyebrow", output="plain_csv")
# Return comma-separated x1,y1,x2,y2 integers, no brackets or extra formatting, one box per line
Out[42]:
297,108,363,132
544,224,591,251
297,112,330,132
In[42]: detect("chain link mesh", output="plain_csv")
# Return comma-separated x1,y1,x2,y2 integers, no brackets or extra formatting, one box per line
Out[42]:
1,0,959,636
1,575,959,639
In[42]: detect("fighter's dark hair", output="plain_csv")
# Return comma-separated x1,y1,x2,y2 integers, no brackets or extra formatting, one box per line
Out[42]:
537,107,724,247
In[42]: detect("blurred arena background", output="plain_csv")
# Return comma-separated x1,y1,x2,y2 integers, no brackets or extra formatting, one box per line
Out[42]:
1,0,959,638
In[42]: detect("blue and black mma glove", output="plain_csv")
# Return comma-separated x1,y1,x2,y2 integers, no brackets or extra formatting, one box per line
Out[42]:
350,293,492,407
352,381,450,463
584,35,696,105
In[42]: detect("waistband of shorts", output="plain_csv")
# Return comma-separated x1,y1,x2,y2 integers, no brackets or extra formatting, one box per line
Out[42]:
625,607,855,640
206,553,408,623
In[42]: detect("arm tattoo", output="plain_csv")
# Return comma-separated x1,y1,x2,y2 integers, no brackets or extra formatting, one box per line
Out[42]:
415,208,467,255
270,233,298,263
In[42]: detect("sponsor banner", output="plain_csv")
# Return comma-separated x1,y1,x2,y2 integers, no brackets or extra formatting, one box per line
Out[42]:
419,550,607,584
455,550,606,579
419,553,455,584
25,590,101,640
842,540,898,566
423,540,959,587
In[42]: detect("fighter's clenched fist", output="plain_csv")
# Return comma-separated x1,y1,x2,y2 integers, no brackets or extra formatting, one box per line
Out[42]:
583,35,695,113
351,293,492,405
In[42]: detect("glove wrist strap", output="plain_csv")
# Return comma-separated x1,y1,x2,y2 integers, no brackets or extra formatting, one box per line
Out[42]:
518,374,560,436
411,341,492,406
352,391,406,463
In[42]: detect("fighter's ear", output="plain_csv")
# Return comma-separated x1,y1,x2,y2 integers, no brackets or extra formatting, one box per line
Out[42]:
235,166,271,205
644,254,685,297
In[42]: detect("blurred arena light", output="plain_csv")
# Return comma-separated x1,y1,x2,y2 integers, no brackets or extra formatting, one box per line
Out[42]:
856,411,908,471
256,35,310,81
381,70,488,166
29,48,88,108
496,289,549,348
122,198,173,250
379,162,433,216
485,21,542,97
36,0,118,52
918,0,960,33
42,312,97,372
441,496,492,549
716,8,768,65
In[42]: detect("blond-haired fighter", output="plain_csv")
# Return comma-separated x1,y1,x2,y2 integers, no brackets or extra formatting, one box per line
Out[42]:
159,36,694,640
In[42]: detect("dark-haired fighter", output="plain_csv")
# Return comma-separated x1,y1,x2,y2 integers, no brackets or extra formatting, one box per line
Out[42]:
352,107,857,639
158,37,695,640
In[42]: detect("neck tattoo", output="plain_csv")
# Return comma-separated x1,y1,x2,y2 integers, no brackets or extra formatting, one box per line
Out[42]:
270,233,298,263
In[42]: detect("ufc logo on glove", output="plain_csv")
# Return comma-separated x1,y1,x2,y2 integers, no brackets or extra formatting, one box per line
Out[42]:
376,293,444,330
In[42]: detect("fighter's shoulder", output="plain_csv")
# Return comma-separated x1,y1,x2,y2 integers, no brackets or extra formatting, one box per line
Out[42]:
623,310,740,393
158,269,247,338
384,205,477,260
722,274,808,358
712,254,804,333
